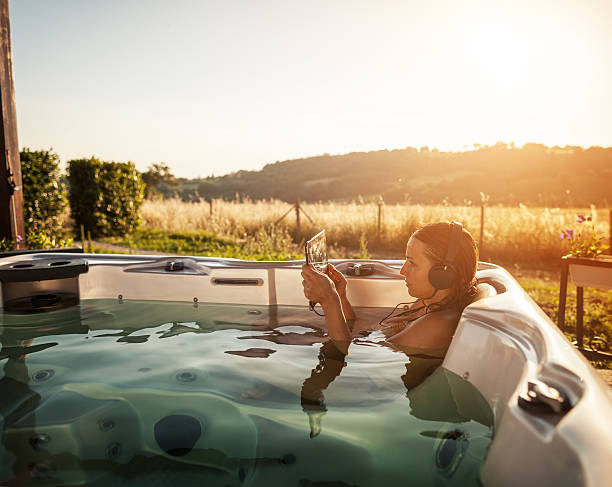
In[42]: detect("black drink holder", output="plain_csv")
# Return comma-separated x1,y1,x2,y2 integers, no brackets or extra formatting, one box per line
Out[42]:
0,258,89,313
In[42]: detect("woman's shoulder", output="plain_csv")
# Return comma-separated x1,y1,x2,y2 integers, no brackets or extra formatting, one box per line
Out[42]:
387,306,461,349
417,306,461,325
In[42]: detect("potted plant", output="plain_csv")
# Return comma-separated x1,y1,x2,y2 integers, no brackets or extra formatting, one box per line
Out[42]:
560,214,612,289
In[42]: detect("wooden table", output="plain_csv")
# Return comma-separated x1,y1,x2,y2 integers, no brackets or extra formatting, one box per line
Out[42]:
558,255,612,357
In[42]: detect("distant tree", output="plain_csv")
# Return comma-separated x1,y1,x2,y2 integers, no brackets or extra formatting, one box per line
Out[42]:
142,163,178,198
137,144,612,207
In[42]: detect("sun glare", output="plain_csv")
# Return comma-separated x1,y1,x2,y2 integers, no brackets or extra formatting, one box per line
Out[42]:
10,1,611,176
437,8,598,147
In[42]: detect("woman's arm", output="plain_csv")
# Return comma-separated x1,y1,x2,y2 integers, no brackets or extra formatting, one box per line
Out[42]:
301,264,352,344
319,293,352,344
326,264,356,321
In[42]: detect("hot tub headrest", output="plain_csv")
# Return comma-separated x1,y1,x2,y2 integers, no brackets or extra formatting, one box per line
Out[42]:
470,282,497,303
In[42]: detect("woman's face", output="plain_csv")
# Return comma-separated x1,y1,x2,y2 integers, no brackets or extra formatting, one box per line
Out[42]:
399,237,437,299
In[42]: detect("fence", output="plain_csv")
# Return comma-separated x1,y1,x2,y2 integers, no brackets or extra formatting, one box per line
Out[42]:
269,196,612,259
142,198,611,265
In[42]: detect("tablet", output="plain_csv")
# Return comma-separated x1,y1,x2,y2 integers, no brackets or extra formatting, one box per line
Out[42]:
305,230,327,272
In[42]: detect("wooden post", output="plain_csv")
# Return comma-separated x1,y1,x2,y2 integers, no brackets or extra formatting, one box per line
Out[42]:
295,198,301,234
576,286,584,349
209,199,213,218
80,224,86,251
557,258,569,330
609,208,612,255
274,203,296,226
479,204,485,257
0,0,24,249
377,196,384,241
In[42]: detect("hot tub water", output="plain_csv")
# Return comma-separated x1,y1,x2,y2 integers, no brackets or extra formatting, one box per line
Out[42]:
1,299,493,486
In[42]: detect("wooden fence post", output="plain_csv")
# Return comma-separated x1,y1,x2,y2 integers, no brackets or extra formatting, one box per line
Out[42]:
479,204,485,257
209,199,213,218
80,225,86,251
609,208,612,255
377,196,384,241
478,192,489,258
274,200,313,239
0,1,24,249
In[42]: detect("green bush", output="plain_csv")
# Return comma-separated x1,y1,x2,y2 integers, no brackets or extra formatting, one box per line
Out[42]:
25,231,74,250
0,238,15,252
68,157,145,237
20,148,68,238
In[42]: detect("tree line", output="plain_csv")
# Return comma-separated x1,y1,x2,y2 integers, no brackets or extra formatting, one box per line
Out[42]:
7,142,611,250
153,142,612,207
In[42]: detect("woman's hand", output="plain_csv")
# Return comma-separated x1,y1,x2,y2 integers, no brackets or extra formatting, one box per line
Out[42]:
302,264,352,343
301,264,338,306
326,264,348,297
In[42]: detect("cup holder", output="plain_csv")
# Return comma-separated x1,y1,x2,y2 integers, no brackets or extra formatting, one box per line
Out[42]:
0,258,88,286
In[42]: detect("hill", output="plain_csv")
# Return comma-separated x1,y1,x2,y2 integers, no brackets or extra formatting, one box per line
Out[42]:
157,143,612,206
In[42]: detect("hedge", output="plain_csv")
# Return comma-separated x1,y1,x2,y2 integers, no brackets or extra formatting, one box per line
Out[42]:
20,148,68,238
68,157,145,237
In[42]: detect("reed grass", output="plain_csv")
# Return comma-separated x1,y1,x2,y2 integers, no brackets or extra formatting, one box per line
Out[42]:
139,198,610,266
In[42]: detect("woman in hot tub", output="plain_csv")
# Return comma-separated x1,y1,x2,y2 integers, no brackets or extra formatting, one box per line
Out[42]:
301,221,479,350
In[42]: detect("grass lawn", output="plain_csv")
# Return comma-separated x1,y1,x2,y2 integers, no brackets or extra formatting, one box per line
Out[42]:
508,266,612,370
99,229,302,261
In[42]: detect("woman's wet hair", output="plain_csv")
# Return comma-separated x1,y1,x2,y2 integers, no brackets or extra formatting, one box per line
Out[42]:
411,222,479,311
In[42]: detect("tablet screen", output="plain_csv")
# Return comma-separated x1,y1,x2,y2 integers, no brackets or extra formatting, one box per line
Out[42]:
305,230,327,272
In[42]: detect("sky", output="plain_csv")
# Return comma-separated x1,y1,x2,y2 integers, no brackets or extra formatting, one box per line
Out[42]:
9,0,612,178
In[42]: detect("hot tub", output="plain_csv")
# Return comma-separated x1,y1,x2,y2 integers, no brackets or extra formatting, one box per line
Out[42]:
0,252,611,487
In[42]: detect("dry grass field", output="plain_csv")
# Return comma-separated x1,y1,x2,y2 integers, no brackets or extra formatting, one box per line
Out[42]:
140,198,610,266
